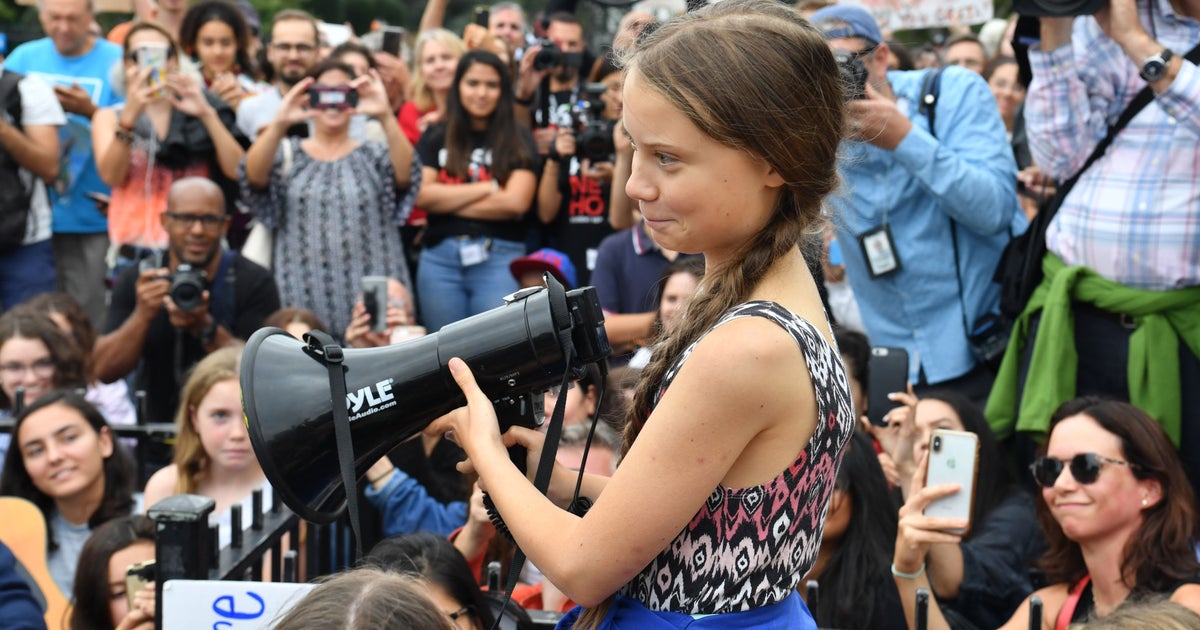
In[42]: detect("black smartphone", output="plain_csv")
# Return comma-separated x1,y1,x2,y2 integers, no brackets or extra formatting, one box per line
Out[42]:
866,346,908,426
474,6,490,27
362,276,388,333
381,26,405,57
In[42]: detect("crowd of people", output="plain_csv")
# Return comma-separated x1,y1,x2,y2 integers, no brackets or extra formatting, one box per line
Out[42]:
0,0,1198,627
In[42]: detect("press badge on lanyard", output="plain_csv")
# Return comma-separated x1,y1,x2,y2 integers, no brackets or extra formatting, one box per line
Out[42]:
460,239,490,267
858,224,902,278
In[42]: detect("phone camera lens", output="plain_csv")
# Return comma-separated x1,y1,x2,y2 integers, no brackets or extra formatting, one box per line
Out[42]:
932,436,942,452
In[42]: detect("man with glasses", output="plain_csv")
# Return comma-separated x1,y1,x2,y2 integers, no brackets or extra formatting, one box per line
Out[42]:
236,9,320,141
94,177,279,423
811,5,1021,409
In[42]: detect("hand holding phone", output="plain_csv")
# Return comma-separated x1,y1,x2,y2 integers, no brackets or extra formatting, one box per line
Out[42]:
125,559,156,610
361,276,389,333
923,429,979,535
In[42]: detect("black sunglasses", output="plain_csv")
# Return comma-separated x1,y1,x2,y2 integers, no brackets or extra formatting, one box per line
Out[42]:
1029,452,1135,488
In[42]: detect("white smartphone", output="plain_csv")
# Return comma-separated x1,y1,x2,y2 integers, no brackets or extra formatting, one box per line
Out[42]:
923,428,979,535
361,276,389,333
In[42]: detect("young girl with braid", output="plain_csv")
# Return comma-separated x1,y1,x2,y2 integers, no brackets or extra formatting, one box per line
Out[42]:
429,0,854,626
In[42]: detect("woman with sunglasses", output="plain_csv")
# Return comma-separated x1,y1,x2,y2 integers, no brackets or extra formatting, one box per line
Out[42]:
892,397,1200,629
874,390,1044,629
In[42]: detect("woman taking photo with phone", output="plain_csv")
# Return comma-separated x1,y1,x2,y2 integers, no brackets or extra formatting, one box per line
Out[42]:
894,397,1200,629
179,0,261,109
241,58,419,337
414,50,536,332
428,1,853,626
92,21,246,256
874,391,1044,628
69,514,157,630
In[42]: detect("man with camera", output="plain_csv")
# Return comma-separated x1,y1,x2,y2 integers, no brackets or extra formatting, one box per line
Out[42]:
94,177,280,423
811,5,1021,408
990,0,1200,485
514,12,588,155
236,9,321,141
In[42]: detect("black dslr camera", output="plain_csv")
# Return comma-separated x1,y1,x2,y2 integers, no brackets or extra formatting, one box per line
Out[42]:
532,39,584,71
569,84,615,164
137,250,208,312
834,50,868,101
169,264,208,312
1012,0,1103,17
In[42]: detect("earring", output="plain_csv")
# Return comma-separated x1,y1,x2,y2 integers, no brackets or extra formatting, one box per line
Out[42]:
1141,498,1149,507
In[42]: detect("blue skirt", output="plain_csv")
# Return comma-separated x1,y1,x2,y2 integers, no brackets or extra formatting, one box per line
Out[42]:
555,591,815,629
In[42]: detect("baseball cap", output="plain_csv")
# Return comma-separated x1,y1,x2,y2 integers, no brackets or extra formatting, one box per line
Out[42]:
510,248,577,289
810,5,883,47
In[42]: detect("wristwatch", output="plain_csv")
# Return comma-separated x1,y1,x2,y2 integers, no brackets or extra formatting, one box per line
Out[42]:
1140,48,1174,82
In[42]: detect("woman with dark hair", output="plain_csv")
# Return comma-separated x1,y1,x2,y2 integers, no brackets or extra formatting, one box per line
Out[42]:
179,0,261,108
242,57,419,337
880,389,1044,629
70,515,156,630
24,293,137,431
803,431,906,629
364,533,498,630
414,50,537,332
627,256,705,369
0,309,94,462
0,391,136,596
895,397,1200,628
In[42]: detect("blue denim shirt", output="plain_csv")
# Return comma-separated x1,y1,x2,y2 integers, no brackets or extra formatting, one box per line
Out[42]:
364,467,468,538
829,66,1024,384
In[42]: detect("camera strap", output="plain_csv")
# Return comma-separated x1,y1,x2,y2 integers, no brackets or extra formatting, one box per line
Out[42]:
300,330,364,559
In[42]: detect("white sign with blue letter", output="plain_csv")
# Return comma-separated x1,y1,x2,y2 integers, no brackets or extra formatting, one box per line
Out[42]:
162,580,315,629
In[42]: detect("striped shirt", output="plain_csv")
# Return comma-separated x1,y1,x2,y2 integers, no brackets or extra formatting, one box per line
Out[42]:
1025,0,1200,290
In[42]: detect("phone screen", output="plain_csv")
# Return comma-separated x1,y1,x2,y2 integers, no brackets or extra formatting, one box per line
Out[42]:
381,27,405,57
475,6,490,27
924,429,979,535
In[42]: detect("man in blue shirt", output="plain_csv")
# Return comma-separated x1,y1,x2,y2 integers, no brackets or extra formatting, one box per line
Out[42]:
811,5,1022,405
4,0,123,327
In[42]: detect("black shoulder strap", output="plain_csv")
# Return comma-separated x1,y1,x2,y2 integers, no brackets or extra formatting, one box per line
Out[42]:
918,67,945,135
0,70,23,127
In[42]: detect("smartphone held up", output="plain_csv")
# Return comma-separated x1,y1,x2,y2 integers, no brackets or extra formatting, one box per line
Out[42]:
923,428,979,535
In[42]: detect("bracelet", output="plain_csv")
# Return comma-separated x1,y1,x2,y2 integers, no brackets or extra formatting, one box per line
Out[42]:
114,128,134,144
891,562,926,580
514,95,534,106
367,467,394,485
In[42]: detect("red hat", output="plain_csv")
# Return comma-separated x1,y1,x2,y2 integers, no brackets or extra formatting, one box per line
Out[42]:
509,248,577,289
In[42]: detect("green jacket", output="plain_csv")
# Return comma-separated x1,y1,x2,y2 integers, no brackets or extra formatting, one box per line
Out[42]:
986,253,1200,444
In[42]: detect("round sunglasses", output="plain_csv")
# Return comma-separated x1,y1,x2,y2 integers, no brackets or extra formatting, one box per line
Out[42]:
1029,452,1136,488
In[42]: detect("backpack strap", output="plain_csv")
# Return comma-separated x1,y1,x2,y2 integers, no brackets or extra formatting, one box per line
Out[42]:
0,70,23,128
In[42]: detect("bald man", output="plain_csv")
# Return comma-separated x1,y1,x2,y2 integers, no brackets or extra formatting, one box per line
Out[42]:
94,177,280,423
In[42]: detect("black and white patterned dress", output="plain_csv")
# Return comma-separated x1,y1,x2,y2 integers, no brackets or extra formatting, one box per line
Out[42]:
240,138,420,336
620,301,855,614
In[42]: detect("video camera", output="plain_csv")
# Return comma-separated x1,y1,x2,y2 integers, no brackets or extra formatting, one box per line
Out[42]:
567,83,616,164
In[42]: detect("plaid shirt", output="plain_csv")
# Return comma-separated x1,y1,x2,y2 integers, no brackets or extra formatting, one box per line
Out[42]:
1025,0,1200,290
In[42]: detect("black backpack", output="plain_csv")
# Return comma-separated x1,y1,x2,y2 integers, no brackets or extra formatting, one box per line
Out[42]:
0,70,32,252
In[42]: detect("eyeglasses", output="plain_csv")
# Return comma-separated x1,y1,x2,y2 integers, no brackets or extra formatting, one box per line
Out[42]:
447,605,474,621
165,212,226,229
1029,452,1136,488
0,358,56,379
271,42,317,54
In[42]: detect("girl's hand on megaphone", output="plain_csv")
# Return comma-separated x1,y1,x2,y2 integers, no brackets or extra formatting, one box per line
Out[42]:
431,358,507,470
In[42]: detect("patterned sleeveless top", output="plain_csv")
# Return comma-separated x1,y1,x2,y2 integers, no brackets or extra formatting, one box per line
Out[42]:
619,301,855,614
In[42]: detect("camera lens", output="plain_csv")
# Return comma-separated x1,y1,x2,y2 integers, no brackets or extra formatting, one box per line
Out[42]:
932,436,942,452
